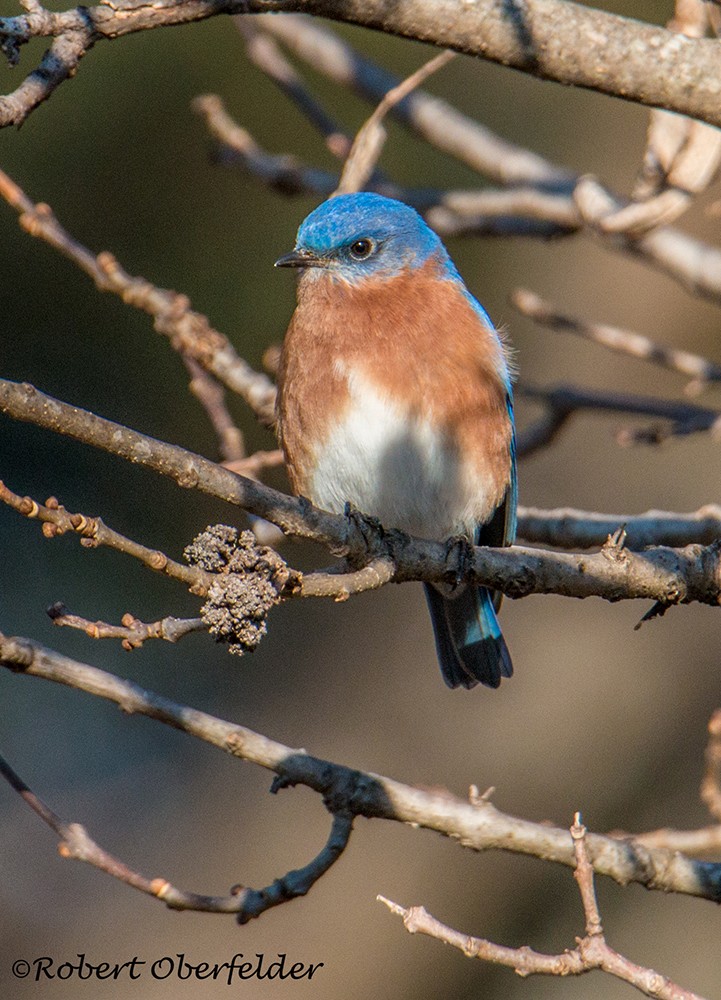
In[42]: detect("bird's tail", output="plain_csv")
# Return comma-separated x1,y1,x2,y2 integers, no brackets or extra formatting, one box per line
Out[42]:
423,583,513,689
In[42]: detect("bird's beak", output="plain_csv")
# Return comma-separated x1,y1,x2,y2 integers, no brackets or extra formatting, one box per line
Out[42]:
274,248,328,269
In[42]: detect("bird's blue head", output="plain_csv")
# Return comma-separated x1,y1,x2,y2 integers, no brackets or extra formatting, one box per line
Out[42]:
275,192,450,283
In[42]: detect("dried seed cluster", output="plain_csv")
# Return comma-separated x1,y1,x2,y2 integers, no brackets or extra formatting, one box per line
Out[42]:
184,525,291,655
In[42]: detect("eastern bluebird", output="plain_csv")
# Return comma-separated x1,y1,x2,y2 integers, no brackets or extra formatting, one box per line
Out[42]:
275,192,517,689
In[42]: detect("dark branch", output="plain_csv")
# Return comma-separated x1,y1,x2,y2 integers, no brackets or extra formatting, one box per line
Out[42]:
0,749,352,920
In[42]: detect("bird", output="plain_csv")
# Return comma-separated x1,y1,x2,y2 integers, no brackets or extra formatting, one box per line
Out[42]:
274,192,517,689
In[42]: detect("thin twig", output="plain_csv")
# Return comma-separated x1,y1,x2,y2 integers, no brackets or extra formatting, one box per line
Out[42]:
0,481,212,595
378,816,706,999
222,449,284,478
46,603,206,650
335,49,456,195
184,357,246,464
194,94,341,197
237,20,352,158
516,405,575,458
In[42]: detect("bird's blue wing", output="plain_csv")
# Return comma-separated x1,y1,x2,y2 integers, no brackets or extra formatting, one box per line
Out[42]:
424,392,517,689
503,392,518,546
476,391,517,549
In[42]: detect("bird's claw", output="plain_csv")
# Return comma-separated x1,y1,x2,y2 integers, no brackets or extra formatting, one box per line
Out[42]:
444,534,475,591
344,501,385,561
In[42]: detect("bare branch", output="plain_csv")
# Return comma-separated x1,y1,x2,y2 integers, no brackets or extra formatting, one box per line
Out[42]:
0,750,352,921
379,816,707,999
185,358,246,464
194,93,340,197
237,20,353,159
603,2,721,235
223,449,284,478
0,29,90,125
195,96,572,236
184,361,286,547
573,176,721,305
254,17,721,304
5,0,721,335
0,168,277,425
425,188,577,235
516,505,721,550
248,15,568,189
0,481,212,595
301,556,395,599
335,49,455,195
2,0,721,138
46,603,206,650
629,825,721,856
512,289,721,387
3,632,721,906
289,0,721,128
516,401,575,458
519,382,721,446
3,380,721,608
234,811,353,923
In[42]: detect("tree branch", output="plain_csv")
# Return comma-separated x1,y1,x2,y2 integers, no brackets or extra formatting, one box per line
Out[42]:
0,749,353,921
516,505,721,550
252,13,571,190
195,95,570,236
335,48,456,195
0,168,276,425
46,603,206,650
3,633,721,907
279,0,721,129
378,816,707,999
0,481,212,595
249,16,721,305
519,383,721,446
236,18,353,159
5,2,721,131
3,379,721,608
512,289,721,389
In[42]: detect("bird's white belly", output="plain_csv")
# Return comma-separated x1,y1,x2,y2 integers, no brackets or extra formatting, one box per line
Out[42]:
310,372,487,540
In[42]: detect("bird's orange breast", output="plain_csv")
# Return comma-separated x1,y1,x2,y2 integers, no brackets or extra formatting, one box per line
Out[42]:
277,257,513,536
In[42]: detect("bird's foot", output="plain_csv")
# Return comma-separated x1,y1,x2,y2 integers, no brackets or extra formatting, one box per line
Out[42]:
444,534,475,591
344,501,385,565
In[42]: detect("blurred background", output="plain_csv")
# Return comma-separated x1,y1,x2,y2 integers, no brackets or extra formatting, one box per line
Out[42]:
2,1,721,997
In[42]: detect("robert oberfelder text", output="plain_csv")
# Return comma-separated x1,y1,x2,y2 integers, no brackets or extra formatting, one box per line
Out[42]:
11,952,324,984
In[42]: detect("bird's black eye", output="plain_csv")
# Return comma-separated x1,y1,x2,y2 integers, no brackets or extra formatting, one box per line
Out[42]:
349,238,374,260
